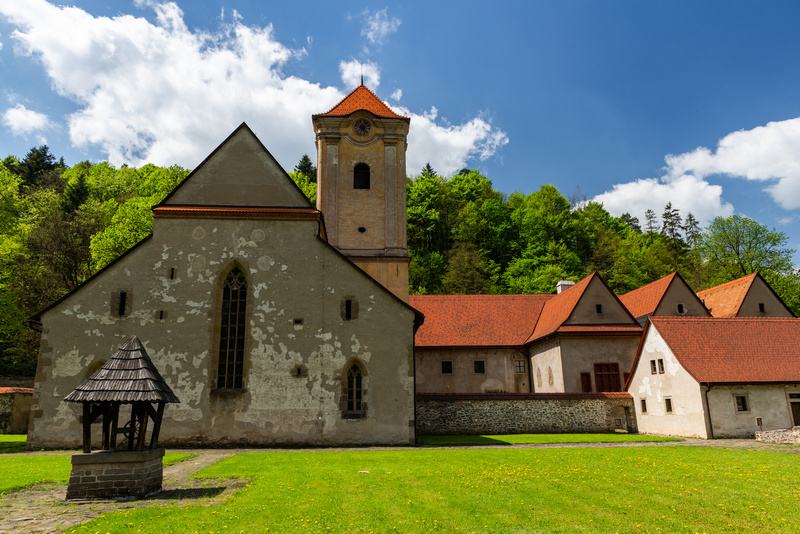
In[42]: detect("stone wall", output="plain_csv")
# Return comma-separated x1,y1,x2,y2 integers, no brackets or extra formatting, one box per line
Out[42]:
66,448,165,500
416,392,636,435
0,387,33,434
756,426,800,444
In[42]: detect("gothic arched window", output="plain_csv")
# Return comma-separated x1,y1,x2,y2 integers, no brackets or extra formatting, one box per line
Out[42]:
218,267,247,390
343,363,366,418
353,163,370,189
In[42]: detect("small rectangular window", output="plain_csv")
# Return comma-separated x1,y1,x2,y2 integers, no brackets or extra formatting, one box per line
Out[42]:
441,361,453,374
664,397,673,414
118,292,127,316
735,395,749,412
789,393,800,399
658,359,665,374
650,360,657,374
759,303,765,313
641,398,648,413
580,372,592,392
169,267,176,280
514,360,526,374
677,303,685,314
345,299,352,320
596,304,603,314
474,360,485,374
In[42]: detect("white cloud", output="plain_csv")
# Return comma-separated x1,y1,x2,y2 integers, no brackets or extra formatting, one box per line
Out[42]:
390,89,402,102
361,8,400,48
593,173,734,227
664,117,800,210
2,103,51,135
398,106,509,176
339,59,380,89
0,0,508,175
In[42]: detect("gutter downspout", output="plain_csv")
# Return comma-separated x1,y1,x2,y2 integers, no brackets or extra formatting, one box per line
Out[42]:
704,384,715,439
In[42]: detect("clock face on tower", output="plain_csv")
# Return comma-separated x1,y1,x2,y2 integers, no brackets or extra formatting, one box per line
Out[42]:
353,118,372,136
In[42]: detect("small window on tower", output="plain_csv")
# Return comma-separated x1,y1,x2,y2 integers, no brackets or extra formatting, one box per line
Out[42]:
354,163,370,189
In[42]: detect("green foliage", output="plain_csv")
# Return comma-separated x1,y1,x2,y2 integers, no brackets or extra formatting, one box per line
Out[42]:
62,447,800,533
294,154,317,183
288,171,316,204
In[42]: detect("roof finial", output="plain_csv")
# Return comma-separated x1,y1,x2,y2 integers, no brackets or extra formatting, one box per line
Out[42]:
360,62,364,86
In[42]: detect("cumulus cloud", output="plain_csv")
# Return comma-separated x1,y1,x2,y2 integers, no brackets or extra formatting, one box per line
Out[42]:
339,59,380,89
2,104,51,135
390,89,402,102
0,0,508,175
397,106,509,176
361,8,400,48
663,117,800,210
593,173,734,226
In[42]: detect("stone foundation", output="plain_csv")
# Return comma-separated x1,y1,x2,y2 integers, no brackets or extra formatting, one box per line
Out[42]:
756,426,800,444
416,392,637,435
66,448,165,500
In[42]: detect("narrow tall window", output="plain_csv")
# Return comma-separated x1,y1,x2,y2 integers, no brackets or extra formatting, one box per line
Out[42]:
641,398,648,413
658,359,665,374
664,397,673,414
596,304,603,314
346,364,364,415
580,372,592,392
759,303,765,313
677,303,685,314
118,292,128,316
650,360,657,374
218,267,247,390
354,163,370,189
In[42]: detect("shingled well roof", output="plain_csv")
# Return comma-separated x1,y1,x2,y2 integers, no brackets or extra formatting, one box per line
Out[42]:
410,294,553,348
313,84,408,120
64,336,179,404
648,316,800,383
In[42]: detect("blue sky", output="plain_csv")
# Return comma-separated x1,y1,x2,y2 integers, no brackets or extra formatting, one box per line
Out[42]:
2,1,800,261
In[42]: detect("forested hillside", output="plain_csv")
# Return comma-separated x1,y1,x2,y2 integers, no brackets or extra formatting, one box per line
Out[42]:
0,148,797,376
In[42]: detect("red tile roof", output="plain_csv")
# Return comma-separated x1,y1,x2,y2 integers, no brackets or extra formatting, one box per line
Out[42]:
649,316,800,383
524,272,640,344
410,294,554,348
696,273,758,317
619,273,678,319
0,387,33,395
313,84,408,120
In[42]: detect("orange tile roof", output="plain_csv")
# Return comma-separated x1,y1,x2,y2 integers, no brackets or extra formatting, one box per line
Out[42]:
648,316,800,383
524,272,640,344
0,387,33,394
619,273,678,319
696,273,758,317
410,294,554,348
313,84,408,120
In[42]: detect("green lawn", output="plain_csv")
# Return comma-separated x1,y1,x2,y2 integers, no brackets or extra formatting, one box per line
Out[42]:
64,447,799,533
0,434,27,453
417,433,681,445
0,451,195,495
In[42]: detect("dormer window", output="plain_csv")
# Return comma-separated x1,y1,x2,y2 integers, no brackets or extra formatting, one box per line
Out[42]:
354,163,370,189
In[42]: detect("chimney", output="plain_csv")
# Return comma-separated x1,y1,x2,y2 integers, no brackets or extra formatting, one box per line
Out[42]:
556,279,575,294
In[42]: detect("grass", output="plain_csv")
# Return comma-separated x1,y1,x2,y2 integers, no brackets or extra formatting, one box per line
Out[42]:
417,433,682,446
64,446,800,533
0,451,195,495
0,433,27,453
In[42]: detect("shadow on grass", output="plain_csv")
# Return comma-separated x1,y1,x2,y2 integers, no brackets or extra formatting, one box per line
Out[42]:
154,486,228,500
417,435,508,446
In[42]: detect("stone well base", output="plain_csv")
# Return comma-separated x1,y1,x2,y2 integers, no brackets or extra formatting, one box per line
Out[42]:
66,448,165,500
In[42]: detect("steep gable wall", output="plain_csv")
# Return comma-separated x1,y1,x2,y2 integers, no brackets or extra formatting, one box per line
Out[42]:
739,280,793,317
566,277,633,325
653,279,710,318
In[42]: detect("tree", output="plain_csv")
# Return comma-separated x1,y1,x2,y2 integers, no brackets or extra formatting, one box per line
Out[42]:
18,145,64,188
699,215,795,283
644,209,658,234
683,212,701,247
619,213,641,234
62,173,91,213
294,154,317,183
660,202,682,241
421,163,437,177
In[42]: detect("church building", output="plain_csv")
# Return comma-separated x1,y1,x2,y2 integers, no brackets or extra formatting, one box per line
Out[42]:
27,85,421,449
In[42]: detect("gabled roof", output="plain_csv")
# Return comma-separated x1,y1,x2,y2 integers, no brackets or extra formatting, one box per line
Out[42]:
525,272,641,345
619,273,679,319
646,316,800,383
696,273,762,318
410,294,553,348
313,84,408,120
64,336,180,404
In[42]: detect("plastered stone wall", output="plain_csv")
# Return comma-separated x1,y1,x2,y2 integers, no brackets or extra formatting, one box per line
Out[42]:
0,388,32,434
707,385,800,438
415,393,637,435
29,215,416,449
756,426,800,444
416,349,529,394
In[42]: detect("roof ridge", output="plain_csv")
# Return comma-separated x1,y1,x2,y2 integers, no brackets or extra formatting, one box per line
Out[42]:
313,85,408,119
697,272,758,296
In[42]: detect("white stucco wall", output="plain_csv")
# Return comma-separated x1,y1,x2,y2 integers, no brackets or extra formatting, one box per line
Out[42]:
628,326,709,438
707,386,800,438
530,340,563,393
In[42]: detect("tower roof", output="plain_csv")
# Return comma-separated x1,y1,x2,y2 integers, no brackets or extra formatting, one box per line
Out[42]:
313,84,408,120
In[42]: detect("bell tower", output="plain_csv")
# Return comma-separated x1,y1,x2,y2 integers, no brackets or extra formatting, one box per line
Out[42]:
313,84,410,301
